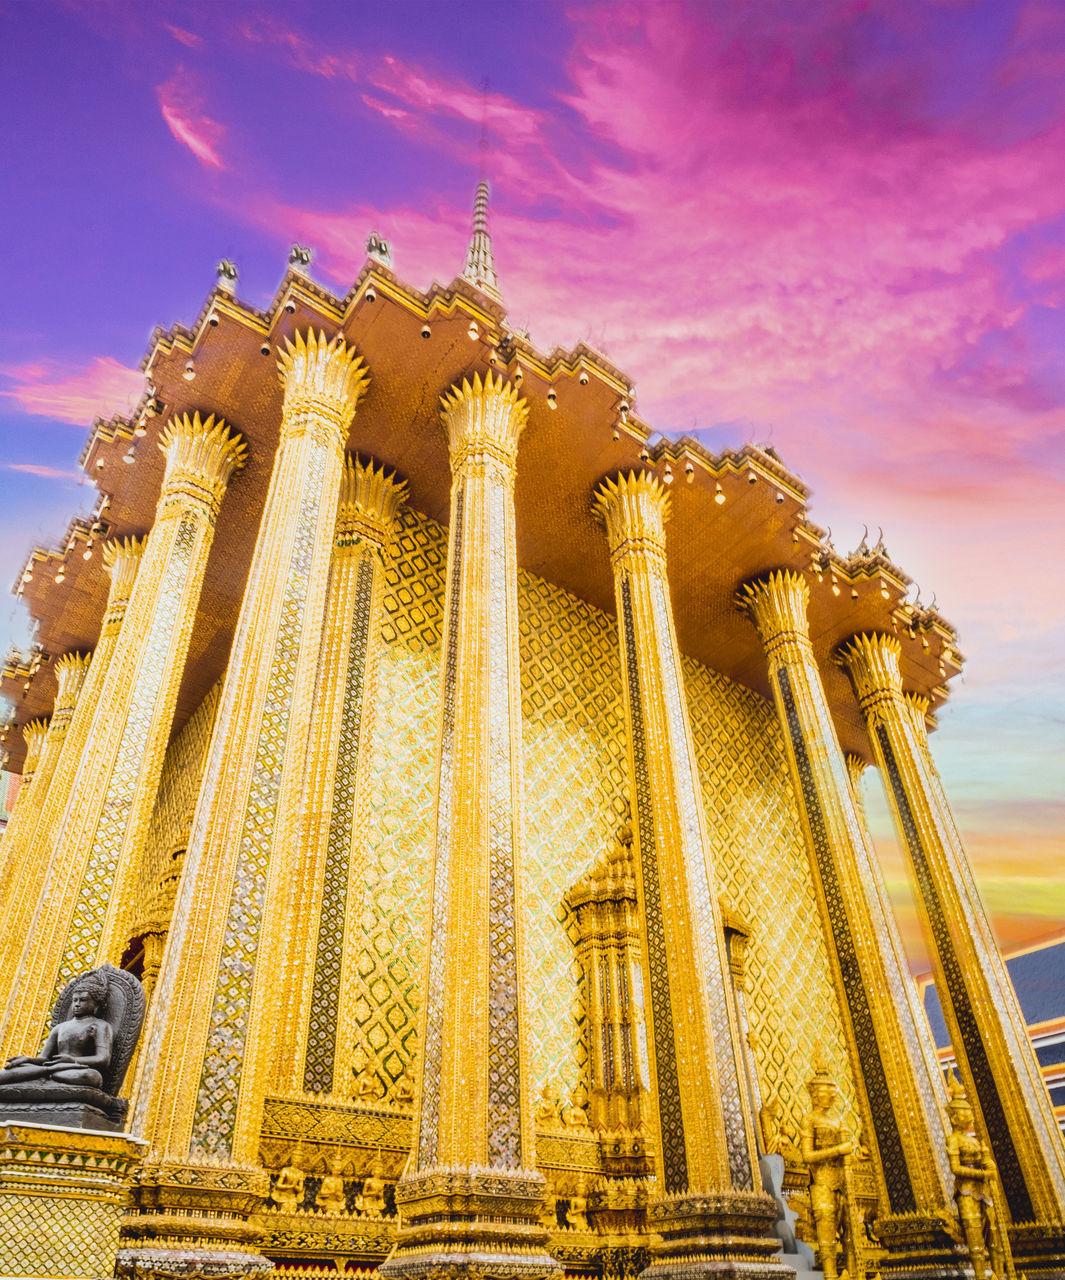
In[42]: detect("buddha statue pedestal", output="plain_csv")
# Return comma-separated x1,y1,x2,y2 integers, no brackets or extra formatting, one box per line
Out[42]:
0,1121,146,1279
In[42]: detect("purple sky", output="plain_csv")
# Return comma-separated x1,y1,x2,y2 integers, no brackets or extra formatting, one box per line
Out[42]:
1,0,1062,961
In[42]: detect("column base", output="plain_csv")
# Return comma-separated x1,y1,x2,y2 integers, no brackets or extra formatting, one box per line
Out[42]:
640,1189,790,1280
116,1156,273,1279
1008,1220,1065,1280
0,1121,145,1280
380,1166,562,1280
874,1211,973,1279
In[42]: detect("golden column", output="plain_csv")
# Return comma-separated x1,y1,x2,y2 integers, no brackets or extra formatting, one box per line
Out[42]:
279,454,406,1096
0,416,245,1062
840,631,1065,1275
739,571,968,1275
383,373,558,1280
0,655,89,935
593,473,780,1278
0,541,143,982
124,333,369,1270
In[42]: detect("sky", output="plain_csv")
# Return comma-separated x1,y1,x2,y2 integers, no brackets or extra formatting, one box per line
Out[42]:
0,0,1062,968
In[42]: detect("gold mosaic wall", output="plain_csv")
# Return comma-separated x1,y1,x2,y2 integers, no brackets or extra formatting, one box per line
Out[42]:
351,507,447,1098
347,505,855,1139
131,679,222,937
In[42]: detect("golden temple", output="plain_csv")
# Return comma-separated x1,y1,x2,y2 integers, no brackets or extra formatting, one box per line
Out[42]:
0,187,1063,1280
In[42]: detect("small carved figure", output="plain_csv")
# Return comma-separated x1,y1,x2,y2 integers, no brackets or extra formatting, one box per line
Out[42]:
355,1151,388,1216
394,1067,415,1105
566,1175,590,1231
760,1095,786,1156
760,1094,801,1164
0,963,144,1131
534,1079,561,1126
946,1072,1011,1280
316,1151,347,1215
539,1179,559,1229
565,1082,590,1129
351,1046,383,1101
272,1146,306,1214
801,1057,854,1280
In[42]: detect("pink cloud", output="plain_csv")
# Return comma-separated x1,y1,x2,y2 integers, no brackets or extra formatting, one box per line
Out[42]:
211,2,1065,715
156,71,226,170
237,17,360,80
366,56,545,146
165,24,203,50
3,463,82,482
3,356,144,424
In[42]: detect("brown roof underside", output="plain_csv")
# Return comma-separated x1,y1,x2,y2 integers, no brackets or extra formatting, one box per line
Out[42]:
1,267,960,772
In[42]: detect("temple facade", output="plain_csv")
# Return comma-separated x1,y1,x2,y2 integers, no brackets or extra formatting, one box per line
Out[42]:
1,188,1063,1280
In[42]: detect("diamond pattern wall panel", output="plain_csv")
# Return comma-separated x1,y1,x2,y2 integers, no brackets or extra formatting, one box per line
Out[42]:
682,655,859,1140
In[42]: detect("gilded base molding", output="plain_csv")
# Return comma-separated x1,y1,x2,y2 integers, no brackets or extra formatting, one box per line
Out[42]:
381,1166,563,1280
256,1207,395,1261
117,1157,273,1278
1008,1220,1065,1280
0,1122,145,1280
872,1210,972,1279
639,1189,785,1279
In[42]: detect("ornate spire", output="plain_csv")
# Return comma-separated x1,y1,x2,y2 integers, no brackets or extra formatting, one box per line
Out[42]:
461,179,501,302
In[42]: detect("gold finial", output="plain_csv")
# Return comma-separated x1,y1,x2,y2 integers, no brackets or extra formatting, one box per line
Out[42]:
461,179,502,302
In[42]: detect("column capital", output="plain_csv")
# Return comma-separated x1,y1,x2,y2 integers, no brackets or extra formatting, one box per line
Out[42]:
102,536,146,609
844,752,867,786
277,329,371,443
158,413,247,517
592,470,670,569
904,691,932,743
336,455,407,551
53,653,91,711
737,569,810,659
21,719,49,778
838,631,904,715
440,371,527,479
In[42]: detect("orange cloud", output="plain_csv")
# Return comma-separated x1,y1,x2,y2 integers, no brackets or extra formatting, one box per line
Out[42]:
3,356,144,424
157,71,225,170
